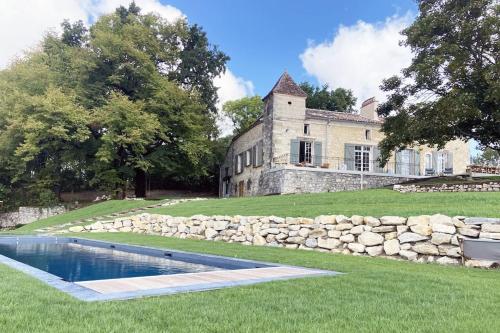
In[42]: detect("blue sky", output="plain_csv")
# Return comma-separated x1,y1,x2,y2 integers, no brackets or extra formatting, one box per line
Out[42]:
166,0,417,96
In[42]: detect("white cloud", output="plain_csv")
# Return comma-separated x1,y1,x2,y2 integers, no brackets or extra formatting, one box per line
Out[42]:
300,14,414,108
0,0,253,136
214,70,255,136
0,0,184,68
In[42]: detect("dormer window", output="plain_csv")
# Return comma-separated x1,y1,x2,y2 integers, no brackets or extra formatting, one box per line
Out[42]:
304,124,310,135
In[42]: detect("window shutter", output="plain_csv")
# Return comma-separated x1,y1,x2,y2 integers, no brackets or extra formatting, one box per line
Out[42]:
290,139,299,164
446,151,453,171
414,150,420,175
234,156,238,175
252,146,257,167
314,141,322,166
395,150,403,174
256,141,263,166
432,151,438,173
373,146,383,173
344,144,355,170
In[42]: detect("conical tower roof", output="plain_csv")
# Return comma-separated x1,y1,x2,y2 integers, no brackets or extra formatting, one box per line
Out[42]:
264,72,307,100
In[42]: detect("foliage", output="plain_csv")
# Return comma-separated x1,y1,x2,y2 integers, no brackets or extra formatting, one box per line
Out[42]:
0,2,228,207
299,82,356,112
472,148,500,166
378,0,500,165
222,96,263,135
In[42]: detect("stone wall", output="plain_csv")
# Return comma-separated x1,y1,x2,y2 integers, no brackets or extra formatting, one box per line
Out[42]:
394,182,500,193
0,206,66,229
259,167,413,195
74,213,499,268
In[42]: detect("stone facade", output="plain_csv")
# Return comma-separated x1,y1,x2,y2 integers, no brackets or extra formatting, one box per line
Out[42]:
394,182,500,193
220,72,470,198
76,213,499,269
0,206,66,229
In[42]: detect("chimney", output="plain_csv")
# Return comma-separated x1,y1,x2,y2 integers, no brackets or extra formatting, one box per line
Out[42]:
360,97,379,121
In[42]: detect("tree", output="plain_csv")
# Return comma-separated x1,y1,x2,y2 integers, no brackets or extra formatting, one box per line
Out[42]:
378,0,499,165
222,96,263,135
473,148,500,166
299,82,356,112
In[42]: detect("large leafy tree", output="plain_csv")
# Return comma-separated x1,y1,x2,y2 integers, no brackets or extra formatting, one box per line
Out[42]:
378,0,499,165
222,96,264,135
299,82,356,112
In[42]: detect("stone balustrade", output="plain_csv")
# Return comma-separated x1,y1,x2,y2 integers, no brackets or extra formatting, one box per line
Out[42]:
70,213,500,268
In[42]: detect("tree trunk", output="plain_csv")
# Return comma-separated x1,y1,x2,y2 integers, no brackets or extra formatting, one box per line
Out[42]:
134,169,147,198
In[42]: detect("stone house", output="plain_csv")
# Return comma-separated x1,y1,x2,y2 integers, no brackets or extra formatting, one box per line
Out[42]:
219,72,470,197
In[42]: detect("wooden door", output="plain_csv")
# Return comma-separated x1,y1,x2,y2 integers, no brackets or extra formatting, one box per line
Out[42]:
238,181,245,197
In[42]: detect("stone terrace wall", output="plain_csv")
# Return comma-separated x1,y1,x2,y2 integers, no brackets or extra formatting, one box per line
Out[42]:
394,182,500,193
0,206,66,229
73,213,500,268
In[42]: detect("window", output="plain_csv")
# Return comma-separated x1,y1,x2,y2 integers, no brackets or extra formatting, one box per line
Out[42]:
245,150,251,167
354,145,371,171
437,152,447,173
246,179,252,191
253,141,264,167
304,124,310,135
425,153,432,169
299,141,312,163
365,129,371,140
224,167,229,177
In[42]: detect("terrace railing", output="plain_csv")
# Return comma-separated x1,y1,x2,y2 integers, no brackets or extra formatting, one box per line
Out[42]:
273,153,422,176
467,164,500,175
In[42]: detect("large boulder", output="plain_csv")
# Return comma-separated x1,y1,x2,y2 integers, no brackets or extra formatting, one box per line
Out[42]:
253,234,267,246
336,223,354,231
358,232,384,246
314,215,337,224
407,215,430,226
351,215,364,225
309,228,327,238
458,227,479,237
364,216,381,227
305,238,318,248
412,243,439,255
410,224,432,236
436,256,460,266
398,232,429,244
432,224,456,234
286,236,306,244
431,232,452,245
68,226,84,233
205,228,218,239
384,239,400,255
366,246,384,256
482,224,500,233
479,232,500,240
347,243,366,253
399,250,418,261
349,225,365,235
371,226,396,233
429,214,453,226
340,234,355,243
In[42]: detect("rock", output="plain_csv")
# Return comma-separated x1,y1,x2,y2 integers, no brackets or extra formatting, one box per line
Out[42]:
436,257,460,265
398,232,429,244
481,224,500,233
305,238,318,248
371,226,396,233
263,227,280,235
458,227,479,237
317,238,341,249
314,215,336,224
412,243,439,255
410,224,432,236
205,228,218,239
438,245,461,258
339,234,355,243
465,259,499,269
336,223,353,231
68,226,84,233
384,232,397,240
432,224,456,234
396,225,409,235
336,215,349,223
350,225,364,235
380,216,406,225
90,222,103,231
399,250,418,261
364,216,381,227
213,220,229,231
407,215,430,226
366,245,384,256
298,228,310,238
328,230,341,238
431,232,452,245
309,228,327,238
351,215,364,225
358,232,384,246
286,236,305,244
400,243,412,250
452,217,466,228
347,243,365,253
384,239,400,255
429,214,453,226
451,235,460,246
297,217,315,225
479,232,500,240
253,235,267,246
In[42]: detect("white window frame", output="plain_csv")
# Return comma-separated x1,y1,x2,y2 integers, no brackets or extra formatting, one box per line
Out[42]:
425,153,432,169
354,145,371,172
437,152,447,173
236,155,242,174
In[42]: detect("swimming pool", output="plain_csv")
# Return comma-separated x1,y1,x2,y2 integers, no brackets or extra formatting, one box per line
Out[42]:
0,236,337,301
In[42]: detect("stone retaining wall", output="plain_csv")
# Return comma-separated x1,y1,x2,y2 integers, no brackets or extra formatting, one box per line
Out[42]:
72,213,500,268
0,206,66,229
394,182,500,193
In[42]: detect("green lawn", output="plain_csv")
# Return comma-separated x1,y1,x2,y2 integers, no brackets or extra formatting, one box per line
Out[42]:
149,189,500,218
0,232,499,332
12,199,164,233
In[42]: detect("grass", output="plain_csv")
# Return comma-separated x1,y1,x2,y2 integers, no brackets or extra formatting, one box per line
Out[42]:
11,199,164,234
149,189,500,218
0,232,499,332
402,175,500,186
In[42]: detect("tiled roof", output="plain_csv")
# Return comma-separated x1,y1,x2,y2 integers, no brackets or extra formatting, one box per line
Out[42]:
305,108,382,124
264,72,307,99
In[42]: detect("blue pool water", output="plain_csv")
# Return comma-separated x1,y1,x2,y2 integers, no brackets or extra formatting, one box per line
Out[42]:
0,242,221,282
